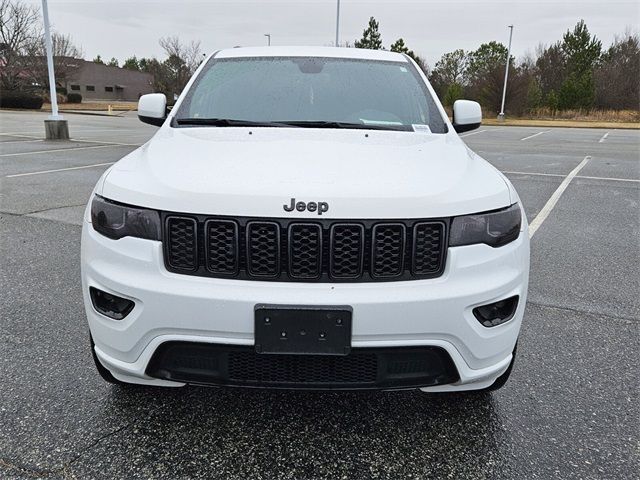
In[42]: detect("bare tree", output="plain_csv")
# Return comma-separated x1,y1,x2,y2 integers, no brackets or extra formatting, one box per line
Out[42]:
157,36,202,97
429,49,468,98
22,31,82,90
162,36,202,74
0,0,40,89
594,31,640,110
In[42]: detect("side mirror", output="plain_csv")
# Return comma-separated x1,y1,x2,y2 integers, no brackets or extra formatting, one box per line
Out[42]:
452,100,482,133
138,93,167,126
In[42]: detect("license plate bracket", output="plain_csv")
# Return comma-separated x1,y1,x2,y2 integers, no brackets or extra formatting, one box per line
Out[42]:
254,305,353,355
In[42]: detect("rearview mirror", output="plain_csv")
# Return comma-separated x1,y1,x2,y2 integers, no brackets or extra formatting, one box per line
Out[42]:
452,100,482,133
138,93,167,127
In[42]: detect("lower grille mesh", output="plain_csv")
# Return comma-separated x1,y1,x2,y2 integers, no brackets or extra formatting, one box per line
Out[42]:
228,351,378,384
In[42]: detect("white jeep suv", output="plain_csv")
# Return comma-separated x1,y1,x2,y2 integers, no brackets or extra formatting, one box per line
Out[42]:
81,46,529,393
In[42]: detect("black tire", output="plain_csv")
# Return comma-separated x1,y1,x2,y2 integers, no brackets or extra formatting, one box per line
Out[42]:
90,336,130,386
481,342,518,392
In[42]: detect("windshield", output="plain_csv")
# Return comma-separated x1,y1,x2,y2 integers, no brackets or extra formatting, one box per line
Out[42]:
174,56,448,133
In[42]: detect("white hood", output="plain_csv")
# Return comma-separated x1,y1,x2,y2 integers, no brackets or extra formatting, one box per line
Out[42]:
102,127,511,219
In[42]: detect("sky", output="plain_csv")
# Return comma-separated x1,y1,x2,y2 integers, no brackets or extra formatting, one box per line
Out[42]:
27,0,640,66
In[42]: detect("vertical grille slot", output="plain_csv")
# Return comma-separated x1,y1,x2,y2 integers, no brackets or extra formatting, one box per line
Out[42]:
412,222,445,275
371,223,406,278
330,224,364,279
166,216,197,271
289,223,322,279
205,220,239,275
246,222,280,277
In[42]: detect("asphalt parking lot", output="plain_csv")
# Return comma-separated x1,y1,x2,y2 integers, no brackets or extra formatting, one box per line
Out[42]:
1,110,638,479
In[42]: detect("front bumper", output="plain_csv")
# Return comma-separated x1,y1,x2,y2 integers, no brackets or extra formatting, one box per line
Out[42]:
81,220,529,392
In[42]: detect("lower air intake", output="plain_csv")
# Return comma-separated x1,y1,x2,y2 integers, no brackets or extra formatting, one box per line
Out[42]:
146,342,459,390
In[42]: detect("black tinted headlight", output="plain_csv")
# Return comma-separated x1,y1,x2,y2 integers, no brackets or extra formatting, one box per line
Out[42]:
91,195,160,240
449,204,521,248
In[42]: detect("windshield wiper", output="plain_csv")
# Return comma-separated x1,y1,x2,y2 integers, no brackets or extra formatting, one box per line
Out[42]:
276,120,411,131
175,118,411,131
174,118,293,127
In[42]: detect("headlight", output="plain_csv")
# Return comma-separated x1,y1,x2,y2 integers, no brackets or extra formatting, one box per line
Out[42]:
449,203,521,248
91,195,161,240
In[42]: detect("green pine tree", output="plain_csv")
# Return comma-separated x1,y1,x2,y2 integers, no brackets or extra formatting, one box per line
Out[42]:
355,17,383,50
123,56,140,71
558,20,602,109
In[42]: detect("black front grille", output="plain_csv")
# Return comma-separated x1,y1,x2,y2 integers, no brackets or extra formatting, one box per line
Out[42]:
246,222,280,277
146,342,460,390
163,214,447,282
166,217,197,271
330,224,364,278
371,224,406,278
205,220,238,275
413,222,445,275
289,224,322,279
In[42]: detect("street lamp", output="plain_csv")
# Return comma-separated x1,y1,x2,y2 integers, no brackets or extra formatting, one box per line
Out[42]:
335,0,341,47
498,25,514,122
264,33,271,46
41,0,69,139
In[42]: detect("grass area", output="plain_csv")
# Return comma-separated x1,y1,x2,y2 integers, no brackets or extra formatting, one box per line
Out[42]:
445,107,640,129
525,108,640,123
486,108,639,128
483,118,640,129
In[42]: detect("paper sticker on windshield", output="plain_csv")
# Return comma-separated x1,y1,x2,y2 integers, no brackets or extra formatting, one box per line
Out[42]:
412,124,431,134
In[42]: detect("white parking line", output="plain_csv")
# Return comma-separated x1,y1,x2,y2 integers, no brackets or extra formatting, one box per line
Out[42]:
71,138,144,146
0,133,41,139
0,143,137,157
528,156,591,238
503,170,564,178
599,132,609,143
0,131,143,147
520,130,550,141
503,170,639,183
575,174,639,183
459,129,488,138
0,139,44,145
5,162,115,177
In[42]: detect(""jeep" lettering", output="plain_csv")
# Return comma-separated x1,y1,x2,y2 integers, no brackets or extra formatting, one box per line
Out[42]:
283,198,329,215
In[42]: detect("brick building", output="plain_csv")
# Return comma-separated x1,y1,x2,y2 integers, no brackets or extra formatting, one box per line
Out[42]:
67,60,153,102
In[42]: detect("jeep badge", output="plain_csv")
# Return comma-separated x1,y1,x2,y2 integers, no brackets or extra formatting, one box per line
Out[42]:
283,198,329,215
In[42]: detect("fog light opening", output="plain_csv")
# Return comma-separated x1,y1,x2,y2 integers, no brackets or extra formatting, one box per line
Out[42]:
89,287,135,320
473,295,519,327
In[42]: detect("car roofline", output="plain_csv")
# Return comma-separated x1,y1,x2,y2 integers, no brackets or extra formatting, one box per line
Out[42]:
213,46,409,62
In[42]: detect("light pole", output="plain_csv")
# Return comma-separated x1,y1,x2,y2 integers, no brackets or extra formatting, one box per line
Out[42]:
264,33,271,46
335,0,341,47
41,0,69,139
498,25,514,122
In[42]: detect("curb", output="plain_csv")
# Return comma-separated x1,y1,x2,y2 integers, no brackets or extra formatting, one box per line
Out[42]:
56,110,134,117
